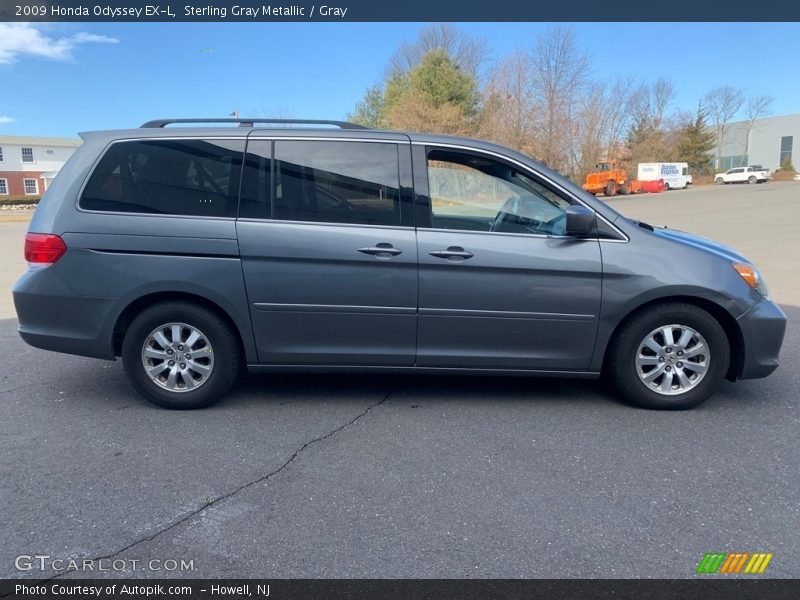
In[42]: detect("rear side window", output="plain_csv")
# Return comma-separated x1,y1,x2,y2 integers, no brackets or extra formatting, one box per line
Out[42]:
80,139,243,217
239,140,401,226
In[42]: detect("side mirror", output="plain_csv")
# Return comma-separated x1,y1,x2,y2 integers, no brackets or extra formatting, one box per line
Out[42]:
565,206,595,237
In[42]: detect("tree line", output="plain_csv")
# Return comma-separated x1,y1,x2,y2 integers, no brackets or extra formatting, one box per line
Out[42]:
349,25,774,181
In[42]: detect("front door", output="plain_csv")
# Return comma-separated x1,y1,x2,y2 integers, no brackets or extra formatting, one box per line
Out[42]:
237,138,417,366
415,147,602,371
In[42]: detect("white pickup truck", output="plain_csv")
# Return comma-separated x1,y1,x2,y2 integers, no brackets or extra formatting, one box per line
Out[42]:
714,166,770,184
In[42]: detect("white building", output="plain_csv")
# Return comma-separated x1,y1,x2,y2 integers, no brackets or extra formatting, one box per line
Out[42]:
714,112,799,171
0,136,82,197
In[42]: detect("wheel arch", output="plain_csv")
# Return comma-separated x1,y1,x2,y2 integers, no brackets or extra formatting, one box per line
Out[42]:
600,295,745,382
112,291,249,363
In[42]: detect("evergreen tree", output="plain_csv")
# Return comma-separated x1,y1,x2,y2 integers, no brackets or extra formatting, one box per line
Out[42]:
382,49,479,135
348,84,386,128
675,105,716,174
349,50,478,135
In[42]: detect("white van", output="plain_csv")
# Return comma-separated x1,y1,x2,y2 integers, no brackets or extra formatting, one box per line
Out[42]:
637,162,692,190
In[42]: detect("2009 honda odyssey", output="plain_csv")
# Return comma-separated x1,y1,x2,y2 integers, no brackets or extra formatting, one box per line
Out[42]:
13,118,786,410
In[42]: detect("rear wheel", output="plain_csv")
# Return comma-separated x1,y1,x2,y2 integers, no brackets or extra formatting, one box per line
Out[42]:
608,303,729,410
605,181,618,197
122,301,241,409
748,176,757,184
619,182,631,195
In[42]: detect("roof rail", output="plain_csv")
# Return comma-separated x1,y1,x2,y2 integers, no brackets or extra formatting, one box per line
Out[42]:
140,118,368,130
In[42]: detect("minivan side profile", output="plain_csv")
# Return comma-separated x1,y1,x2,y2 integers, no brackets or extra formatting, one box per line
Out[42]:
13,118,786,410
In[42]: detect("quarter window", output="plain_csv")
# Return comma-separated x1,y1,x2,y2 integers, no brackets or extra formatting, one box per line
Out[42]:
23,178,38,195
79,139,244,217
21,147,34,163
426,149,571,236
0,178,8,195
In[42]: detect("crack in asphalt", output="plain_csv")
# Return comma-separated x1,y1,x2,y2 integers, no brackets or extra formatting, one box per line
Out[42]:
23,390,395,584
0,379,62,396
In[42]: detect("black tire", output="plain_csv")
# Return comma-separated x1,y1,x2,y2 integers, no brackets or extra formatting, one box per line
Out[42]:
664,182,671,191
608,303,729,410
748,176,757,184
122,301,241,409
715,177,724,184
619,182,631,195
605,181,617,197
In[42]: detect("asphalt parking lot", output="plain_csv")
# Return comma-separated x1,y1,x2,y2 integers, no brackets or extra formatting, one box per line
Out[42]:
1,182,798,579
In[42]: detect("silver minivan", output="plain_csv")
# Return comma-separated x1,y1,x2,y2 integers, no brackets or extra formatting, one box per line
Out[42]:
13,118,786,410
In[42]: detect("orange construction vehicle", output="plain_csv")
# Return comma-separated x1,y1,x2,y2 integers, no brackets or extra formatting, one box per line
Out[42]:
582,161,643,196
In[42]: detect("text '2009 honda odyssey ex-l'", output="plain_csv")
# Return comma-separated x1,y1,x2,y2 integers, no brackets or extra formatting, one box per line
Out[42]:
13,118,786,410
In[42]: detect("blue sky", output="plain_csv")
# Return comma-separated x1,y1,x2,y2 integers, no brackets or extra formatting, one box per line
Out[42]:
1,22,798,138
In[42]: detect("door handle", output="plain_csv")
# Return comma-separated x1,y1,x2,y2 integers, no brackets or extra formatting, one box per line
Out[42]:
358,243,403,257
429,246,474,260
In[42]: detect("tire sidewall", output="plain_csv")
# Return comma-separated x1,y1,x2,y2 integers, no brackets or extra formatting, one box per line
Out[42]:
122,303,238,409
613,306,729,410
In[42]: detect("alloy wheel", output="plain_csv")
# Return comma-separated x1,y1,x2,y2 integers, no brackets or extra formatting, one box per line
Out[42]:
635,324,709,396
141,322,215,392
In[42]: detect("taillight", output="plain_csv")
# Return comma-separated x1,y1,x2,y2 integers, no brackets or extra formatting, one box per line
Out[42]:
24,233,67,264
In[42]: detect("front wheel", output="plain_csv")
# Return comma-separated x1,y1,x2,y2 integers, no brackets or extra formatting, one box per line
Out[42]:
748,176,757,184
715,177,724,184
122,301,241,409
608,303,729,410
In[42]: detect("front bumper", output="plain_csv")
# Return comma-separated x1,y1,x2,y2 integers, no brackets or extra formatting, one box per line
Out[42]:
736,297,786,379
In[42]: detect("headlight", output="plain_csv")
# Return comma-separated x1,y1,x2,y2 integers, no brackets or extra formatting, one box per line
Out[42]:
733,262,769,297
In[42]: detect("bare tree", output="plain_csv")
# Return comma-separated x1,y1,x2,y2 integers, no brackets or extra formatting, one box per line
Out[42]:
743,94,773,161
625,78,677,168
478,50,538,155
248,106,297,122
572,77,639,179
650,78,676,130
529,27,590,176
574,83,609,177
703,86,744,165
605,77,639,159
388,23,489,80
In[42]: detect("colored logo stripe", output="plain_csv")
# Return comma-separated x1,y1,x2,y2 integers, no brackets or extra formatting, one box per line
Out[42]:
745,553,773,574
697,552,773,574
719,553,749,573
697,553,726,573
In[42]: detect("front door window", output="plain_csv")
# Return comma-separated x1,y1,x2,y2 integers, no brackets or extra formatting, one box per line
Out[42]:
427,149,571,236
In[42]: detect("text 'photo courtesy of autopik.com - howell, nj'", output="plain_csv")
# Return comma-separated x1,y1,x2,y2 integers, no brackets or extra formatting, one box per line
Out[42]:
0,2,799,600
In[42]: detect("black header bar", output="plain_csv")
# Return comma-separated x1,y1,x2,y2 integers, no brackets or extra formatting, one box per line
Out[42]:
2,0,799,22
